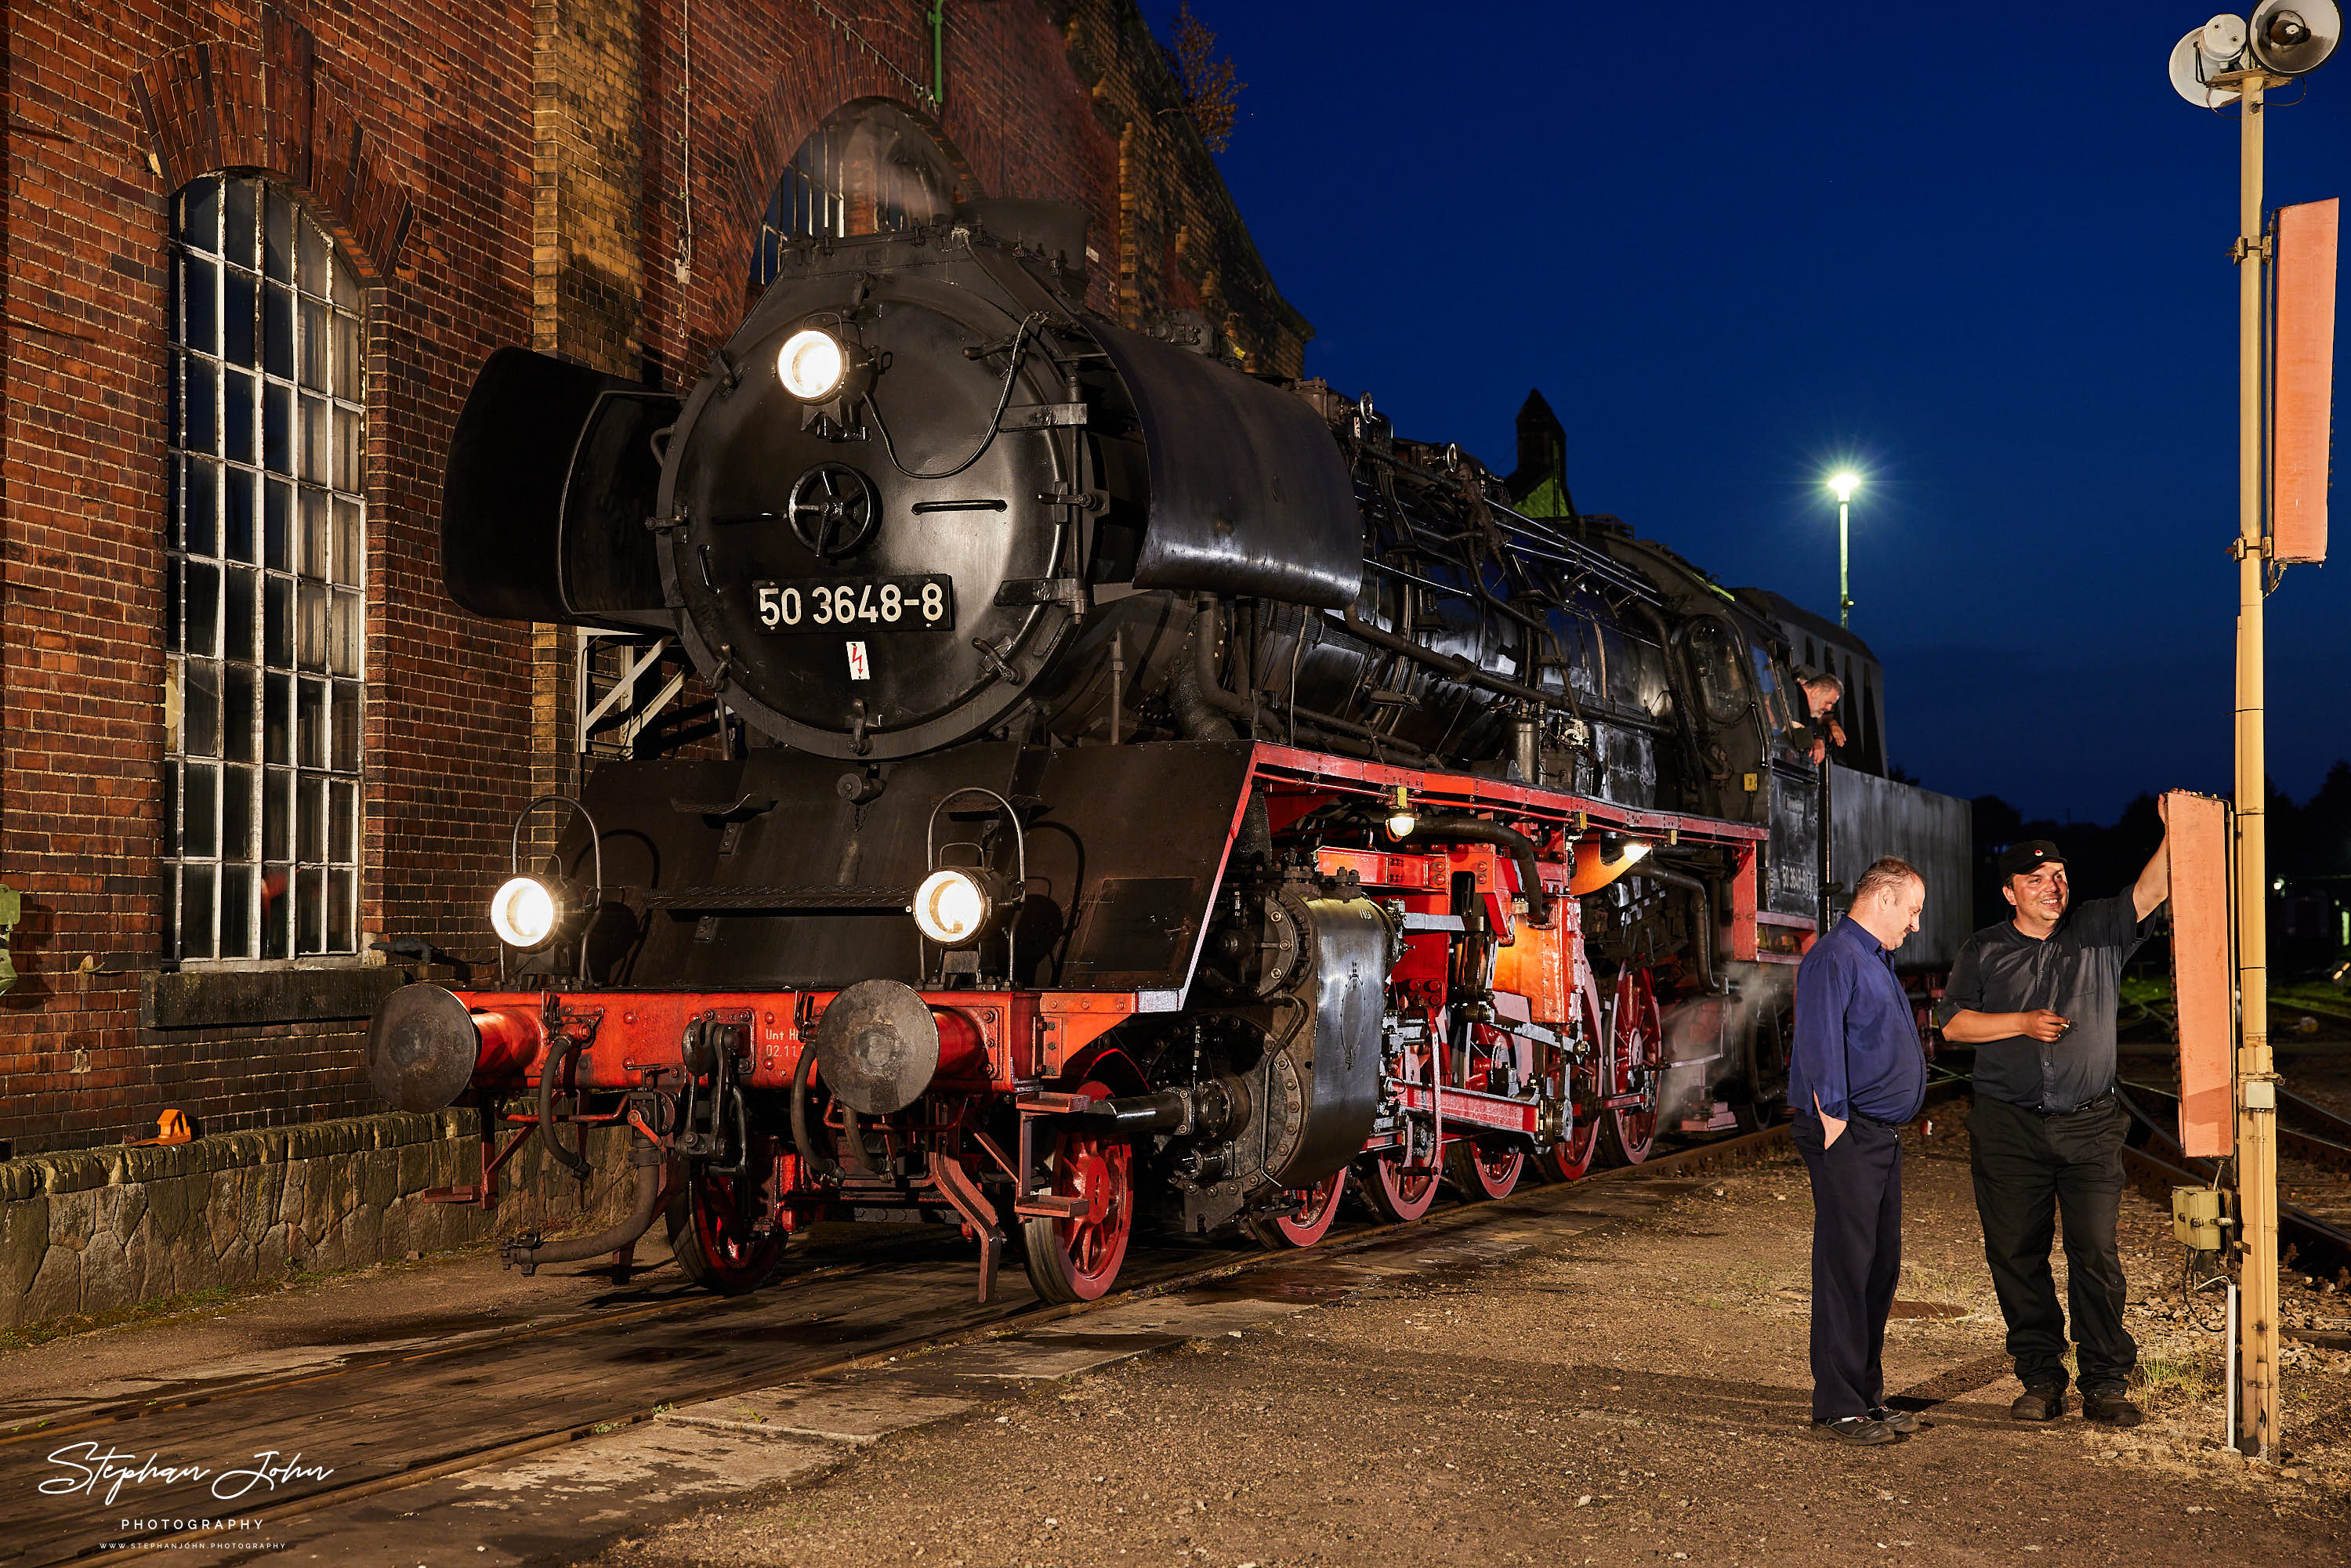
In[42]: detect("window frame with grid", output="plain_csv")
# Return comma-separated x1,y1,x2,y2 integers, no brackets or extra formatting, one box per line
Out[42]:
164,172,368,964
750,102,965,285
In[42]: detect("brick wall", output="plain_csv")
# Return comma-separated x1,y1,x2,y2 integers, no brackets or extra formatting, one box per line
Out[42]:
0,0,1307,1157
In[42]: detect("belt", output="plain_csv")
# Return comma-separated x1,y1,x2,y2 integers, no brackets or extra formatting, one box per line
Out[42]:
2034,1091,2117,1117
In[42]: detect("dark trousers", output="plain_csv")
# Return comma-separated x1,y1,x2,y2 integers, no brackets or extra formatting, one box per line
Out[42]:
1969,1093,2137,1396
1792,1111,1903,1421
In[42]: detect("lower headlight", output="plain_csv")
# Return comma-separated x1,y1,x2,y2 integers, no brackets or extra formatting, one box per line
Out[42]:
912,867,1007,947
490,875,568,951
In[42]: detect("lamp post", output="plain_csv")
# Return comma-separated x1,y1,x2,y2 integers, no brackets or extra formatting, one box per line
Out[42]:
1829,472,1860,627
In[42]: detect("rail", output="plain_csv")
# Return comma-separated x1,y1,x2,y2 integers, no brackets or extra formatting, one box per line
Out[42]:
71,1121,1802,1562
2114,1081,2351,1282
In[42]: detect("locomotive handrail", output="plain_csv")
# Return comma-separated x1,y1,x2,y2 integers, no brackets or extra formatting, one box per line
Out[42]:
924,786,1028,986
505,794,606,985
1243,744,1771,843
507,794,607,900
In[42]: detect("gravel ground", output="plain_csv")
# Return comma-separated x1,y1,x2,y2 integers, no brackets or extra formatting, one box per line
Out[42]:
591,1114,2351,1568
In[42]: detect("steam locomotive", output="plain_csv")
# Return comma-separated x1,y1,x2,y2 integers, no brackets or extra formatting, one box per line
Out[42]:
365,200,1966,1304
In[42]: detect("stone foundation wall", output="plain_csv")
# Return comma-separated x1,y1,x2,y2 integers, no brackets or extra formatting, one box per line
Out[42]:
0,1110,642,1330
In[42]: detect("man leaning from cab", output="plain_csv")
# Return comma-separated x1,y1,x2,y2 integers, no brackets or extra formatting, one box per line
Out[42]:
1789,856,1930,1446
1788,667,1848,766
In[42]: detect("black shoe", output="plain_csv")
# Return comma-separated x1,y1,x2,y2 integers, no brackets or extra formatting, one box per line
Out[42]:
1810,1416,1905,1445
2082,1393,2145,1427
2010,1385,2067,1421
1869,1404,1928,1433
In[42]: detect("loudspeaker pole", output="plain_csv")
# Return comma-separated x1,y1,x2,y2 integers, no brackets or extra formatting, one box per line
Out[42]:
2226,67,2282,1461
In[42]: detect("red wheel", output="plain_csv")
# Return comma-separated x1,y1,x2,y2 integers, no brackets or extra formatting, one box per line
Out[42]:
1533,984,1607,1182
665,1165,788,1295
1249,1166,1348,1248
1601,969,1661,1166
1020,1081,1134,1303
1447,1138,1524,1200
1359,1145,1440,1222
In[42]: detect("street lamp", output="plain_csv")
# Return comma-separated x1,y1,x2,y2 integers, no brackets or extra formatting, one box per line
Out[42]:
1828,472,1860,627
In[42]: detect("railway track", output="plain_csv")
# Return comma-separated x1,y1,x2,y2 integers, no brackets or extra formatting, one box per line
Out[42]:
6,1123,1796,1566
2115,1079,2351,1285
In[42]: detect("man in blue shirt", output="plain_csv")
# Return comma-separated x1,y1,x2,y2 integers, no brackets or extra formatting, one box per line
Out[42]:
1790,856,1931,1445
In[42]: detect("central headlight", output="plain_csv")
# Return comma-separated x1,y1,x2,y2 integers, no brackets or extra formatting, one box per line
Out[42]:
489,875,567,951
912,868,1005,947
777,328,848,401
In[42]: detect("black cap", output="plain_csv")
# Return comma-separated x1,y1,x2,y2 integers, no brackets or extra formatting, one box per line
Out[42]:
1998,840,2067,881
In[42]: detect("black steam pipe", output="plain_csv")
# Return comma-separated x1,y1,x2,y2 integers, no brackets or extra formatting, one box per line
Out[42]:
1171,613,1238,742
1184,599,1248,726
1632,864,1725,996
790,1045,842,1185
1625,599,1708,785
504,1128,663,1275
1336,603,1567,714
1284,704,1432,762
538,1035,592,1179
1465,581,1586,728
1168,610,1273,860
1408,815,1553,927
1190,593,1426,773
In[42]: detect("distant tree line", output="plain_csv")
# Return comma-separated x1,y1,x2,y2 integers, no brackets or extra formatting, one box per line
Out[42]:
1969,761,2351,971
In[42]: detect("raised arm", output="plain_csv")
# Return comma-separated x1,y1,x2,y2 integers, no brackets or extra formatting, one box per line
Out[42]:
2133,796,2172,921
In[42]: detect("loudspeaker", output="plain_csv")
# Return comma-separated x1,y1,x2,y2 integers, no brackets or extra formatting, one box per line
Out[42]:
2248,0,2342,74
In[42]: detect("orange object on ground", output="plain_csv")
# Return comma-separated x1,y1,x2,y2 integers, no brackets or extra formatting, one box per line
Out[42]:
125,1108,196,1147
2166,790,2233,1158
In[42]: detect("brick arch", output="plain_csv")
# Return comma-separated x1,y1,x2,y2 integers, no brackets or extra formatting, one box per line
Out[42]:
128,16,412,283
722,42,984,313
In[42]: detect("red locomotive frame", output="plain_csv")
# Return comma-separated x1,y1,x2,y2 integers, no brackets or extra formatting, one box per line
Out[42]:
418,744,1766,1304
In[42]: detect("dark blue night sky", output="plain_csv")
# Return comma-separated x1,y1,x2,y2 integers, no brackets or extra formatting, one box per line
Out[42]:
1150,2,2349,823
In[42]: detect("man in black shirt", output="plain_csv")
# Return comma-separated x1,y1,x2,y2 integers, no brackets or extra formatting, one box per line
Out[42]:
1941,816,2169,1425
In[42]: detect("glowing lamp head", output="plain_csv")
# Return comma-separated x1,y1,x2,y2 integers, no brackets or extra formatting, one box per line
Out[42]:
1830,472,1860,504
913,868,993,947
1600,832,1652,868
489,875,562,951
1385,785,1418,841
777,328,849,402
1566,834,1654,895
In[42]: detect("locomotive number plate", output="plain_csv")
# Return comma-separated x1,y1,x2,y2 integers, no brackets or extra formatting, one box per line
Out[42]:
752,575,955,634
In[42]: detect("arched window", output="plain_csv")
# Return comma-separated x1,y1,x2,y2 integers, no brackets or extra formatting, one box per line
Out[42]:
165,173,366,961
750,101,966,285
